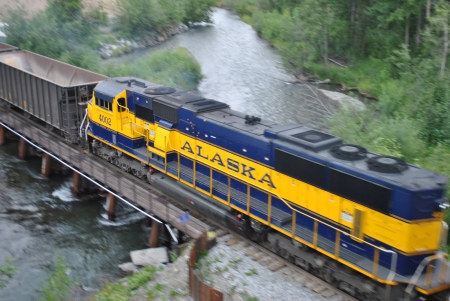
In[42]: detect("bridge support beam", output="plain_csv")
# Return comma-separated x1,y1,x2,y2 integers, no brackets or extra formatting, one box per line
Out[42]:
149,219,161,248
71,171,81,197
0,125,5,146
18,138,27,159
41,153,52,178
107,193,116,221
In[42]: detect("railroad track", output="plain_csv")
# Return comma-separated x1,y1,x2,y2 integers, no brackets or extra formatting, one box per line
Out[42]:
151,190,359,301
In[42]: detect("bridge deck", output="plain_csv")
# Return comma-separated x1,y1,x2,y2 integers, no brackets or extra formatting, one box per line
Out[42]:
0,107,209,239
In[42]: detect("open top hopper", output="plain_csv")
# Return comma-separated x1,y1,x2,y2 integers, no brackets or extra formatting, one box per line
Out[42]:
0,42,18,53
0,45,107,142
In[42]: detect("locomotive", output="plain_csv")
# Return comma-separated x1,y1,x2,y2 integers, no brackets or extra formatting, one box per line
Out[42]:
1,43,450,300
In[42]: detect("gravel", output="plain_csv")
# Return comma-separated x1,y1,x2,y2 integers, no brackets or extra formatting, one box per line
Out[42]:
195,234,347,301
125,233,348,301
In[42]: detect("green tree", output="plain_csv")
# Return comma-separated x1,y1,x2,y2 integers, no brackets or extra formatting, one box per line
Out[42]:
115,0,169,34
47,0,84,23
182,0,217,24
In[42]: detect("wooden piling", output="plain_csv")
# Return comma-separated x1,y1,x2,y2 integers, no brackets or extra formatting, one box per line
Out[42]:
71,171,81,197
18,138,27,159
107,193,116,221
149,219,161,248
41,153,52,178
0,125,5,146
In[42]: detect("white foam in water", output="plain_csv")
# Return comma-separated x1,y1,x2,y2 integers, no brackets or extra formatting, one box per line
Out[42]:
52,181,77,202
98,211,146,227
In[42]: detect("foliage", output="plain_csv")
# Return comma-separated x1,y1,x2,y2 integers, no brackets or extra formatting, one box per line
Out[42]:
114,0,169,34
38,255,73,301
96,266,158,300
182,0,217,24
95,282,129,301
114,0,217,34
2,2,103,64
102,47,203,90
0,256,16,289
127,266,157,291
147,283,164,299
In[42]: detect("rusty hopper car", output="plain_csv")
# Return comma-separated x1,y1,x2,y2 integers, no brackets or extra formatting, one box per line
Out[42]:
0,42,107,143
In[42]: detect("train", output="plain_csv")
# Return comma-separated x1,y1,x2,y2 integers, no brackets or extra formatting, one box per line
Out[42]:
0,42,449,301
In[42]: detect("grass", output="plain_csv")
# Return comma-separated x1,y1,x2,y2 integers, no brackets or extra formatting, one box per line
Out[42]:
0,256,16,289
245,268,258,276
96,265,159,300
147,283,164,300
127,266,157,291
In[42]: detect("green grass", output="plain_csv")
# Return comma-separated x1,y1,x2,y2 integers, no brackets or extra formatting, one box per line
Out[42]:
127,266,157,291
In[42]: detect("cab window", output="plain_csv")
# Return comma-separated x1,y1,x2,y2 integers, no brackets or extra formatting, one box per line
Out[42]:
96,97,112,111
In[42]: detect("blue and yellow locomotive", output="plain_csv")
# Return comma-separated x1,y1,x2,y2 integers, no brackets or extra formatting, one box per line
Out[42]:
86,76,450,301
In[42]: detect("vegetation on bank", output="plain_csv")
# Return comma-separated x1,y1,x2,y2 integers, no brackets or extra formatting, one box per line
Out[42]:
115,0,217,35
221,0,450,229
0,256,15,289
0,0,210,89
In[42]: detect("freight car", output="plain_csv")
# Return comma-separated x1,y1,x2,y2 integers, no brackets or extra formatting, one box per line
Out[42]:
0,42,106,143
1,43,449,300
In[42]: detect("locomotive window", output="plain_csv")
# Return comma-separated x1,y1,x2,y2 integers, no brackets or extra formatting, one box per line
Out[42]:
329,169,391,213
275,149,326,189
117,98,126,112
96,97,112,112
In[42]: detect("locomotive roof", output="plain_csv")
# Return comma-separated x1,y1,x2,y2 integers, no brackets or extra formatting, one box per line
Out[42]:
197,107,447,191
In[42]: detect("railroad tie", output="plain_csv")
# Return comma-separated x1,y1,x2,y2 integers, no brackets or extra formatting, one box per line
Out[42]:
305,281,317,289
251,253,266,261
259,258,274,266
293,275,306,283
216,229,228,237
313,285,326,294
269,262,286,272
232,242,249,251
245,248,257,256
226,237,240,246
321,290,336,298
282,268,294,276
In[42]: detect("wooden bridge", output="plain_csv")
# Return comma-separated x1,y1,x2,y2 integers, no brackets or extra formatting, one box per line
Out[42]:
0,106,209,241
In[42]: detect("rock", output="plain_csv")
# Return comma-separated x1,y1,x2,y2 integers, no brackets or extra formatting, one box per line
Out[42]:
118,262,139,274
130,247,169,266
319,89,365,110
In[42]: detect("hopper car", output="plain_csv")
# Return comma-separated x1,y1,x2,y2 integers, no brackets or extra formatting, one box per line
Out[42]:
1,42,450,301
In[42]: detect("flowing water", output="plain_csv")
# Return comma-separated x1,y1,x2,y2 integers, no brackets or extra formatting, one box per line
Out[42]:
0,8,335,300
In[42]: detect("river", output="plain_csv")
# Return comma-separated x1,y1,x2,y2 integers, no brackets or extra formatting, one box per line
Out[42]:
0,8,333,301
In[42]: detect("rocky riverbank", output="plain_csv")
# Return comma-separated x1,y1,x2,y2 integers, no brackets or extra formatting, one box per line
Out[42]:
98,23,190,59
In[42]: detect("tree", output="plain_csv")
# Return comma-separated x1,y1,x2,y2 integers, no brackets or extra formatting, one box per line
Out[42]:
294,0,337,67
182,0,216,24
47,0,83,23
428,0,450,79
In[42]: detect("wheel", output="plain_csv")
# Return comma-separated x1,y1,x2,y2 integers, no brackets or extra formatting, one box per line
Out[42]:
322,265,335,284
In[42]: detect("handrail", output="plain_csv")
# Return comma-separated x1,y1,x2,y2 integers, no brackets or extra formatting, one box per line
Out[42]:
179,146,399,286
404,253,447,300
79,108,88,138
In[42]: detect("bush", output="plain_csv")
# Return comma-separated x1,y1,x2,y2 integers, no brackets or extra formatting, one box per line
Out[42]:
114,0,169,34
38,255,73,301
102,47,203,90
